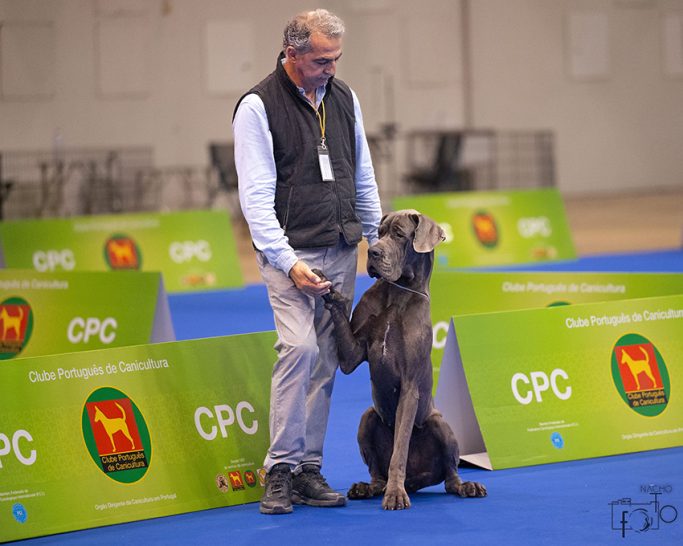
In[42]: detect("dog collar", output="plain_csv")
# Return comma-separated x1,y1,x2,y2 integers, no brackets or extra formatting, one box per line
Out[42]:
384,280,430,301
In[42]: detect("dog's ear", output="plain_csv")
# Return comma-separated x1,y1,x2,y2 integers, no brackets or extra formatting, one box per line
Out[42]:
378,212,393,235
411,213,446,253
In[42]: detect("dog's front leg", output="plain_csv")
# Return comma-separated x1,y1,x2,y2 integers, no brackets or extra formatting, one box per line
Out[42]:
324,293,367,375
383,388,419,510
312,268,367,374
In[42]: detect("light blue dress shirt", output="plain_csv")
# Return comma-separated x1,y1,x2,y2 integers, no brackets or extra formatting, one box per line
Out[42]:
233,81,382,275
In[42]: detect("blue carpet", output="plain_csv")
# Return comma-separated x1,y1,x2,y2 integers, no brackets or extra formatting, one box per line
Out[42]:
14,249,683,545
487,248,683,273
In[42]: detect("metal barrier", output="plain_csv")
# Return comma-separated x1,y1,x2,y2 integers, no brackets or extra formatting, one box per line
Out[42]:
132,166,221,212
0,147,154,220
0,132,554,221
387,129,555,196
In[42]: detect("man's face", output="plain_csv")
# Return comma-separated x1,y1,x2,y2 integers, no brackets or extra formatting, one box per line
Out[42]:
286,32,342,92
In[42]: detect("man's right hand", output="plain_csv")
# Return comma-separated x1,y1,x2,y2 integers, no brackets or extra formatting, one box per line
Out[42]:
288,261,332,296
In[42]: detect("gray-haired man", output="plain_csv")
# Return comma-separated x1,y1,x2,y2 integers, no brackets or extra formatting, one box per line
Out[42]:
233,9,382,514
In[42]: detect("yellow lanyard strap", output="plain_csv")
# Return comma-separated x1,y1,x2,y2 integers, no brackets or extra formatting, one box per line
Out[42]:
316,100,326,147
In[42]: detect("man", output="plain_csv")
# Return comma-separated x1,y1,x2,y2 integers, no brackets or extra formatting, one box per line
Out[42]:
232,9,382,515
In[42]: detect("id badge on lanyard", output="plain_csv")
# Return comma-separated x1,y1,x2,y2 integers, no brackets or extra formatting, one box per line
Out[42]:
318,140,335,182
316,99,335,181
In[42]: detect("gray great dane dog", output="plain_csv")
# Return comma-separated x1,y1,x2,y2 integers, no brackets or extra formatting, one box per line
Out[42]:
314,210,487,510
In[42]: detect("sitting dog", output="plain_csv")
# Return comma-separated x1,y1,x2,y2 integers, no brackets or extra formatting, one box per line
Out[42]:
315,210,486,510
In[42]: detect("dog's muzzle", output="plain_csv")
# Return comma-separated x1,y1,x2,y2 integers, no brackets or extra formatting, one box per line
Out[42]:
366,243,401,281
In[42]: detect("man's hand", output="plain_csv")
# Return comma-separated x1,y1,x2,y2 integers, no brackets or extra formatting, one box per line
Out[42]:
289,261,332,296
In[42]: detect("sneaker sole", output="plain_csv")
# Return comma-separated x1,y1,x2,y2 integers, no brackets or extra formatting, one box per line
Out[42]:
291,491,347,507
260,503,293,515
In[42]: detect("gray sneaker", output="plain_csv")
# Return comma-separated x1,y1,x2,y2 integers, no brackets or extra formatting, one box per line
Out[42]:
291,464,347,507
260,463,293,514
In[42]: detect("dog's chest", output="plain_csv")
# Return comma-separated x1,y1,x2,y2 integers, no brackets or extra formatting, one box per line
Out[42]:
373,322,398,382
365,305,419,377
355,284,429,375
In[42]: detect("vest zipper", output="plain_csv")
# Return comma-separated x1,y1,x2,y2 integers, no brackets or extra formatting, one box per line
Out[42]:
282,186,293,231
336,186,342,236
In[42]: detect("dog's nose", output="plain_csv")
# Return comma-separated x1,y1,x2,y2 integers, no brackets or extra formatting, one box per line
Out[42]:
368,247,383,260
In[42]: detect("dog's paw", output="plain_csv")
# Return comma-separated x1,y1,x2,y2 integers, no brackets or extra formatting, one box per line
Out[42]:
311,268,329,284
348,482,373,499
311,268,336,304
453,481,487,498
311,268,347,307
382,486,411,510
322,290,346,308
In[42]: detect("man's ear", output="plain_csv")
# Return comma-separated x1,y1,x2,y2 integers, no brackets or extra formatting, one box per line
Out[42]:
284,45,297,62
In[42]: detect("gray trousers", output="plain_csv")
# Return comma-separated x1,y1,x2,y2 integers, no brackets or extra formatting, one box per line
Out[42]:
257,238,357,473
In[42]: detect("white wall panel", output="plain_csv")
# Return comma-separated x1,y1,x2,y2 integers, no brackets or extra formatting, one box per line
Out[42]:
662,12,683,77
0,21,55,99
204,20,254,95
96,16,149,98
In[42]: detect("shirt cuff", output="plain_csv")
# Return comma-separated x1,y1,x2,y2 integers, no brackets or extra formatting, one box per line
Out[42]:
274,251,299,276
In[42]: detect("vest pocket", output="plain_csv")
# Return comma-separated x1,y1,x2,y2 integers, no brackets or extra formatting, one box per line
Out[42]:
340,197,362,244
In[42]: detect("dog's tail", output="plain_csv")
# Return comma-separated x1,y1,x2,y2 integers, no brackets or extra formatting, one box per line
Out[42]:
638,345,650,363
115,402,127,421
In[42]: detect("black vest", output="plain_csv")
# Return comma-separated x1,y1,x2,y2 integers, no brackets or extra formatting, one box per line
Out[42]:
234,54,362,249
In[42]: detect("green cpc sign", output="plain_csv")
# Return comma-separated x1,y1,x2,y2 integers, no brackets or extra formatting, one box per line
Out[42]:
0,333,276,542
428,271,683,388
435,294,683,470
393,188,576,268
0,210,244,292
0,270,174,358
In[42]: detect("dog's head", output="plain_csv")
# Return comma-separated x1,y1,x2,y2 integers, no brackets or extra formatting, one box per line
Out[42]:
367,210,445,282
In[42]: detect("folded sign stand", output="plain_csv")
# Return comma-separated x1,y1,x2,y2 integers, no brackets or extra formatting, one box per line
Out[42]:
0,270,174,359
435,295,683,470
0,333,276,542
